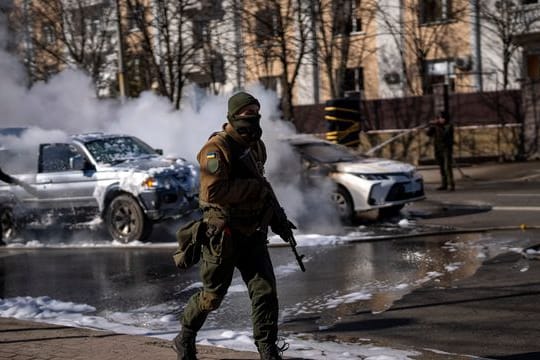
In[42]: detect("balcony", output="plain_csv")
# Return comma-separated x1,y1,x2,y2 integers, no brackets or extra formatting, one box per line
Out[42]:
513,2,540,38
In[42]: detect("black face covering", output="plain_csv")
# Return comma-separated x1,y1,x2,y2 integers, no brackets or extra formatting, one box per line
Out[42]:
230,114,262,143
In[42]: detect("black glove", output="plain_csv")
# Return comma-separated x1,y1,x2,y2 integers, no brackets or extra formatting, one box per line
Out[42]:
270,207,296,242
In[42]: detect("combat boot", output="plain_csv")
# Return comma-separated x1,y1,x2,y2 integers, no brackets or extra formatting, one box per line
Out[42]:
172,328,197,360
257,343,283,360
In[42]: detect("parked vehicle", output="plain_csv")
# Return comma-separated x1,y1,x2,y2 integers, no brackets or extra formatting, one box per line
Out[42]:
286,135,425,222
0,131,199,243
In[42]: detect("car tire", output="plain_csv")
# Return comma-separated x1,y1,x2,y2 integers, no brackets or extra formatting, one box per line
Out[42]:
331,186,354,224
105,195,153,243
0,207,17,244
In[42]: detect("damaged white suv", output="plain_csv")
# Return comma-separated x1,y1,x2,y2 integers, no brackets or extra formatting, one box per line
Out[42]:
0,132,199,243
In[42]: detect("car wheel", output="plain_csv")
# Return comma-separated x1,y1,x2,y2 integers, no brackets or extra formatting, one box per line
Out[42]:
331,186,354,224
0,207,17,244
378,204,405,219
105,195,153,243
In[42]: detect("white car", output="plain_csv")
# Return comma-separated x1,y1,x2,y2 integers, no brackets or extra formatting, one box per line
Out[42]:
287,135,425,222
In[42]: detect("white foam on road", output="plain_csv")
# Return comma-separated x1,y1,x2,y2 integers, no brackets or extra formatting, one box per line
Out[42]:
4,226,399,249
0,295,421,360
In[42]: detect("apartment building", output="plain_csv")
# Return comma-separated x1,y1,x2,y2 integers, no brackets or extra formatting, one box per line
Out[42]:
2,0,538,107
513,0,540,80
261,0,531,105
4,0,236,100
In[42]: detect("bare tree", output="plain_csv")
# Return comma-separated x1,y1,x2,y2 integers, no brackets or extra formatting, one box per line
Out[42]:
478,0,540,90
12,0,116,93
242,0,312,120
125,0,228,107
313,0,378,99
475,1,540,159
376,0,469,96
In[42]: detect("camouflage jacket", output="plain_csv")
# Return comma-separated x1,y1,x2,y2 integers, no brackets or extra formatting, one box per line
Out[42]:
427,123,454,153
197,123,269,234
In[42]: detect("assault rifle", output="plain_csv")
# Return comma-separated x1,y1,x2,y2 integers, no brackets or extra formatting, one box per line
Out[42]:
239,149,306,272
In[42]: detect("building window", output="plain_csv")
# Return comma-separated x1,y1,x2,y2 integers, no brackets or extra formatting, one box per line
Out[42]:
526,53,540,80
255,7,279,45
333,0,362,35
193,20,209,48
72,4,104,36
84,17,100,35
351,0,362,33
419,0,452,24
42,24,56,45
128,3,144,31
343,67,364,94
209,51,225,83
259,75,279,92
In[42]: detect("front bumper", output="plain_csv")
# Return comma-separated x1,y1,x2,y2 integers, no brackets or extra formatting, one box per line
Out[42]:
367,178,425,208
139,188,199,221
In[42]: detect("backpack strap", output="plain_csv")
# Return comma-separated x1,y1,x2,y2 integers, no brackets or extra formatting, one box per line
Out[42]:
213,131,244,161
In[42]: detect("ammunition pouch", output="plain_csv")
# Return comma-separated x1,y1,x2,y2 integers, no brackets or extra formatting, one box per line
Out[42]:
172,220,205,269
202,206,227,237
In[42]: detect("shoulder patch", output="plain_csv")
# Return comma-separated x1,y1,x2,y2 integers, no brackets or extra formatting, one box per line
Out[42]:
206,151,220,173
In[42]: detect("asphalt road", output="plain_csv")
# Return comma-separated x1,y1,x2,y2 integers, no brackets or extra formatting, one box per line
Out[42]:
1,161,540,360
300,161,540,359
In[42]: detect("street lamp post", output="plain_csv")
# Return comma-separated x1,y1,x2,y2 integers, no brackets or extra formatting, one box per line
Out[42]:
115,0,126,102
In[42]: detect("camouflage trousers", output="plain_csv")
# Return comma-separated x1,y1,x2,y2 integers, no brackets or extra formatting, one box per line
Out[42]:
181,228,279,347
435,149,455,189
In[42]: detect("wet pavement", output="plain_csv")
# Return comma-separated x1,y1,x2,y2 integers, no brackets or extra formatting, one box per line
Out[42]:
1,160,540,359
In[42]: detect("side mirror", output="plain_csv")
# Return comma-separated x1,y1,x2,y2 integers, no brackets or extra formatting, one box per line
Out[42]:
155,149,163,155
70,155,94,171
69,155,85,170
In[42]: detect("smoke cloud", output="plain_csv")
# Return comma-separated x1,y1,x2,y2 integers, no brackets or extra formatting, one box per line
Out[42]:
0,17,340,233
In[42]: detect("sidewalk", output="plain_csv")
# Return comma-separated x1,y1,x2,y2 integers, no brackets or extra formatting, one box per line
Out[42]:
418,159,540,185
0,317,259,360
0,316,479,360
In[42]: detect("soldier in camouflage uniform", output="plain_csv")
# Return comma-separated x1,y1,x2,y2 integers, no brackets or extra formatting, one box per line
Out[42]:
427,111,455,191
173,92,288,360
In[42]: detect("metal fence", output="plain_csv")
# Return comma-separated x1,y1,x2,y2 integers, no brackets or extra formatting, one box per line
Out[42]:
292,89,526,163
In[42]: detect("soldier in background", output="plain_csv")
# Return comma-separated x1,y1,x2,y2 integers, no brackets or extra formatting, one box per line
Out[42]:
427,111,455,191
173,92,290,360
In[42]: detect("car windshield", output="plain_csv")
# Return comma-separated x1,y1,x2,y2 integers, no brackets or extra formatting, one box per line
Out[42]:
296,142,359,163
85,136,156,164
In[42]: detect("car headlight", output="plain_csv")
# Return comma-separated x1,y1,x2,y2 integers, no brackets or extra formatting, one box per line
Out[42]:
354,173,389,180
142,177,160,189
409,169,419,178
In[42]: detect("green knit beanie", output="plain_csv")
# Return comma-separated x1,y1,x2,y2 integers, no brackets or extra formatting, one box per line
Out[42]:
227,92,260,120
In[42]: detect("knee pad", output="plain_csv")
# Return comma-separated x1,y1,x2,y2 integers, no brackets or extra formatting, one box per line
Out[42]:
199,291,223,311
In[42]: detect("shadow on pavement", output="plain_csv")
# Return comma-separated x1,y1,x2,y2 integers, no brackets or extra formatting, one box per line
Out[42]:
406,200,492,219
490,353,540,360
321,318,415,332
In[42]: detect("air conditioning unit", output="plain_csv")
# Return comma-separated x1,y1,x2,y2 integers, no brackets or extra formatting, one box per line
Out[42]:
455,56,473,71
383,72,401,85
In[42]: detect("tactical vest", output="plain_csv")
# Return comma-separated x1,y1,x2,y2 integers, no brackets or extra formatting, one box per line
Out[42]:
213,131,265,179
203,131,267,232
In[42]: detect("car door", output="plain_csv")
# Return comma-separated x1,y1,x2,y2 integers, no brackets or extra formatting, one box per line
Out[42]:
32,143,98,214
